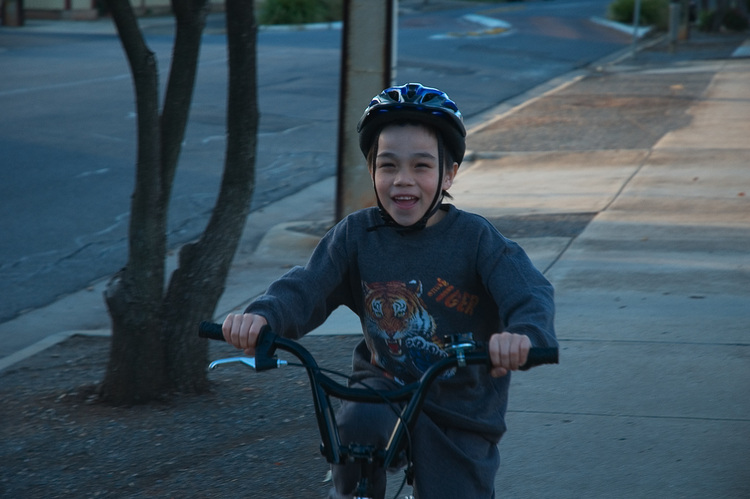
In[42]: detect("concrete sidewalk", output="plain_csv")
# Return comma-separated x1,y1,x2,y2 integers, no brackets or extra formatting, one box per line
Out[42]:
479,57,750,498
221,44,750,497
0,28,748,497
390,48,750,496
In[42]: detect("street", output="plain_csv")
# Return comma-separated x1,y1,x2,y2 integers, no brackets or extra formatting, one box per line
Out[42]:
0,0,630,322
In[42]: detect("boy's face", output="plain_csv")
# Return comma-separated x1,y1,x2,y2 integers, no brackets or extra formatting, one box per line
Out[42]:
372,123,458,228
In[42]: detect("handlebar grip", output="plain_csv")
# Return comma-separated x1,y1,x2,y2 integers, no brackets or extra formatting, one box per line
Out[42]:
198,321,225,341
523,347,559,370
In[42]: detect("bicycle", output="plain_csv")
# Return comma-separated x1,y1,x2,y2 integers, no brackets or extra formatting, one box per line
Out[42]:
198,321,558,499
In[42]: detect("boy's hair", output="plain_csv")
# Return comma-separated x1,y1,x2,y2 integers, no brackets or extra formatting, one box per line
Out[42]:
365,120,456,170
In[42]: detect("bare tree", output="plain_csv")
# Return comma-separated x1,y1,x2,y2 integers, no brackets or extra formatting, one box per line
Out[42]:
100,0,258,405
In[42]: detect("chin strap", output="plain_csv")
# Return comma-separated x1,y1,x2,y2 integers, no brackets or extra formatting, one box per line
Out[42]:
367,198,445,233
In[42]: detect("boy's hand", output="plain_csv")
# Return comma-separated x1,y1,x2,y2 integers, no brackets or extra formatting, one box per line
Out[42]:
488,332,531,378
222,313,268,356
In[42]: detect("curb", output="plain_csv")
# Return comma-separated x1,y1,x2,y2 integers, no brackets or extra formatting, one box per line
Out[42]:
0,329,110,373
733,38,750,58
590,16,653,38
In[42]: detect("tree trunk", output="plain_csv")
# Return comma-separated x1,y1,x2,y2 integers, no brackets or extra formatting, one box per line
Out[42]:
101,0,169,404
161,0,210,195
162,0,259,392
100,0,258,403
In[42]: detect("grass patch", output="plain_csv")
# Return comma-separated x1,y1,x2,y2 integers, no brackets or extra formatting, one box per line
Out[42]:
608,0,670,30
258,0,343,25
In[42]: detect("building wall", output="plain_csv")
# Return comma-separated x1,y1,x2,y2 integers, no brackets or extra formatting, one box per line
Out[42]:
30,0,95,8
23,0,181,20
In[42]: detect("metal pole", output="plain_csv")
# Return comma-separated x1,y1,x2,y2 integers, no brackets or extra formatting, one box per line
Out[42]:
632,0,642,57
669,1,681,52
392,0,399,86
335,0,395,221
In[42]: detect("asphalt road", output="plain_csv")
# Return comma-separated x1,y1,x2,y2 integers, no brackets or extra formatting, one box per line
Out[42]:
0,0,631,322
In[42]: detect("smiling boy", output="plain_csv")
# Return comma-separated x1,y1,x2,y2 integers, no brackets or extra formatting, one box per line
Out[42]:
222,83,557,498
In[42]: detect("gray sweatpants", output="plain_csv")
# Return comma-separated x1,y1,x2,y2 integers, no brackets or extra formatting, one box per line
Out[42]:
328,380,500,499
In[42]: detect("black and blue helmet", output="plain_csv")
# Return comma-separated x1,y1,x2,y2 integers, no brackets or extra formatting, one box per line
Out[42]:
357,83,466,165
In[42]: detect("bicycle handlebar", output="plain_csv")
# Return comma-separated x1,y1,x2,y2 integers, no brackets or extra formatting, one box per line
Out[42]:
198,320,557,468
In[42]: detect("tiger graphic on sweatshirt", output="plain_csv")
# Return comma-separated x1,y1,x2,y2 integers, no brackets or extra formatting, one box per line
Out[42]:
361,279,451,383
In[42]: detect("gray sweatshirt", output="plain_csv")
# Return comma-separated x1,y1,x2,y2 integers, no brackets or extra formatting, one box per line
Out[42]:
246,204,556,440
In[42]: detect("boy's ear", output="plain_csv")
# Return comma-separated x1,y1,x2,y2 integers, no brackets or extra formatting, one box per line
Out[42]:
366,149,376,180
443,162,459,190
368,161,376,185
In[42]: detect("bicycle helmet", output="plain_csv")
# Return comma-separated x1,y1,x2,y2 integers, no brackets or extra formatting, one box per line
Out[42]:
357,83,466,232
357,83,466,165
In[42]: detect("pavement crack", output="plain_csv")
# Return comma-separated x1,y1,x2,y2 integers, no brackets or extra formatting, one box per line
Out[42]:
602,149,651,213
558,338,750,347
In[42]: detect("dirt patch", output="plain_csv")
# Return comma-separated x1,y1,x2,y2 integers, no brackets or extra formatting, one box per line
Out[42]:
0,334,364,498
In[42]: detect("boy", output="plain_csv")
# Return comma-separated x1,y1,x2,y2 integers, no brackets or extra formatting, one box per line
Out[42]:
223,83,557,498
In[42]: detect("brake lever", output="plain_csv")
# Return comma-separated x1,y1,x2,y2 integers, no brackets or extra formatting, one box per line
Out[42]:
208,356,288,370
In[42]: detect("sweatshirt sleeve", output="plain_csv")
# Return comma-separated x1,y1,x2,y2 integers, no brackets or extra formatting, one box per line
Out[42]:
478,224,557,349
244,219,357,339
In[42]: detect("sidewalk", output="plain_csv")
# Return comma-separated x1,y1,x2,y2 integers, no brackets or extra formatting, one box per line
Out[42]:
1,26,749,497
474,53,750,499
